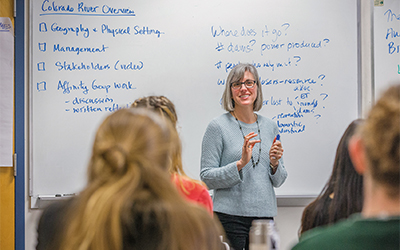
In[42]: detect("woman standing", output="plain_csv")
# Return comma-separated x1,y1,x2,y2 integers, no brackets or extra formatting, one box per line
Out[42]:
201,63,288,250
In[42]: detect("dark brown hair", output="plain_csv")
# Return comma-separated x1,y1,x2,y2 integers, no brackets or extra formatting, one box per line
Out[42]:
300,119,364,235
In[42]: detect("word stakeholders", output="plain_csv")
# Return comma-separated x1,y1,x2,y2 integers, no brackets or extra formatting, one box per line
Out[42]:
41,0,135,15
54,60,144,71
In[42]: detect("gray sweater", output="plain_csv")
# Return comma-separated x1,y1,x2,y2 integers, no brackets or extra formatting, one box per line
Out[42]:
200,113,288,217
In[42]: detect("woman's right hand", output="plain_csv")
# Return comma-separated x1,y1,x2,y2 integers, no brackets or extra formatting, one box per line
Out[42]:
237,132,261,171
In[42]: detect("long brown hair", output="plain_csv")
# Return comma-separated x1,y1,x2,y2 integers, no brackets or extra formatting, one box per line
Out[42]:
59,109,223,250
300,119,364,235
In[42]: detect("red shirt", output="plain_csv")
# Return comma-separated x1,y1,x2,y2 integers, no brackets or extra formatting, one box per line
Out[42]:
172,174,213,215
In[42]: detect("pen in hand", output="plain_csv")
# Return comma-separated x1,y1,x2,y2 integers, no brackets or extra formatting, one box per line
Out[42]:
272,134,280,159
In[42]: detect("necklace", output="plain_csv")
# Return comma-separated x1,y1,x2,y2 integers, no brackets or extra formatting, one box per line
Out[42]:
233,112,261,167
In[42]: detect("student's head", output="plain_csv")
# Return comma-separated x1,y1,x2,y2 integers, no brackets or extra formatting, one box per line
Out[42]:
350,84,400,198
299,119,364,235
222,63,263,111
88,108,178,182
329,119,364,221
131,96,185,176
321,120,363,193
131,95,178,127
61,109,224,250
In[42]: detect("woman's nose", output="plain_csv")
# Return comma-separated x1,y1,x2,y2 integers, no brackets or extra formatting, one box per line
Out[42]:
239,83,247,90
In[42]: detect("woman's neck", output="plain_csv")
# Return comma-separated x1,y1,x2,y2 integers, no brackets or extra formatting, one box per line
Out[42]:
232,107,256,124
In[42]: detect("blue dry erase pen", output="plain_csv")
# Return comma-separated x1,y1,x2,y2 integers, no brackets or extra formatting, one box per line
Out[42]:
273,134,280,143
271,134,280,160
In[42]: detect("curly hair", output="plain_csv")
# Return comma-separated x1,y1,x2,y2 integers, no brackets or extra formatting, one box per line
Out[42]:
361,84,400,198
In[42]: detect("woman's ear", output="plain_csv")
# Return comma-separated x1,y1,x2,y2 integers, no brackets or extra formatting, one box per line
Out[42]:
348,135,366,175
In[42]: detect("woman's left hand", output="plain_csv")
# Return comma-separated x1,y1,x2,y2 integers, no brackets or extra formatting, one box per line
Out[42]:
269,140,283,167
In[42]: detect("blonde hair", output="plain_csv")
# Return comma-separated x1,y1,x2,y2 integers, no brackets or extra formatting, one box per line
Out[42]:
131,96,206,194
361,84,400,198
59,109,223,250
131,96,178,127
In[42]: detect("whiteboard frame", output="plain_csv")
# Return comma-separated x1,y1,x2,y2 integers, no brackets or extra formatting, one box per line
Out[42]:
26,0,371,208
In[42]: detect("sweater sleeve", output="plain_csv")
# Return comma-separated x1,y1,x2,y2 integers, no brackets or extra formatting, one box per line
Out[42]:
200,119,243,189
269,159,288,187
266,119,288,187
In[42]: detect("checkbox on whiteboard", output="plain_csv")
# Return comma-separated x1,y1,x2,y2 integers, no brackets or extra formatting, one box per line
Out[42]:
37,62,45,71
39,22,47,32
37,81,46,91
39,43,46,52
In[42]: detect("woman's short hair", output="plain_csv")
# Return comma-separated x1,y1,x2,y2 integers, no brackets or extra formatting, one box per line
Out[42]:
221,63,263,111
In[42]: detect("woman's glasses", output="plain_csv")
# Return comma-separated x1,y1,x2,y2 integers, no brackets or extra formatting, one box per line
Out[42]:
231,80,256,90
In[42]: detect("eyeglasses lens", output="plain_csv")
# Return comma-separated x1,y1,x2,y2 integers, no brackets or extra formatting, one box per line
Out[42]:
231,80,255,89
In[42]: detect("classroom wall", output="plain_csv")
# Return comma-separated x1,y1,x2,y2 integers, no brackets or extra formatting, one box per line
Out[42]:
0,169,14,249
0,0,15,249
21,1,377,250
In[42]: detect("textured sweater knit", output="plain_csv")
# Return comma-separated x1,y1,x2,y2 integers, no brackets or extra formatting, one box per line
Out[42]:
201,113,288,217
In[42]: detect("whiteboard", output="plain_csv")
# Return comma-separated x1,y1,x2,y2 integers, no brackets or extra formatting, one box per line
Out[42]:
374,0,400,98
29,0,358,198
